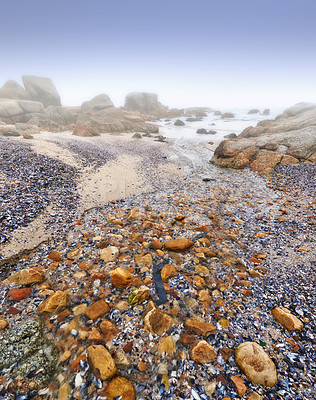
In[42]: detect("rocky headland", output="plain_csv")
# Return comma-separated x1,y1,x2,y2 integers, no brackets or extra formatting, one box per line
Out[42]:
0,77,315,400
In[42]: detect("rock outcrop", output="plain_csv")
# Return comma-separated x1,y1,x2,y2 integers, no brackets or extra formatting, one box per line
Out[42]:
74,94,159,136
0,99,45,122
282,102,316,117
124,92,167,115
211,104,316,174
124,92,182,119
0,76,79,130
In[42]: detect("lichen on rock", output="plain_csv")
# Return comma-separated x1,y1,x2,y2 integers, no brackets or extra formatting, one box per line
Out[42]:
0,317,60,392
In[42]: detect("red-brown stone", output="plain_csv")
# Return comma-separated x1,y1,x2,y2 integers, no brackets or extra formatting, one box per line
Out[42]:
7,287,32,301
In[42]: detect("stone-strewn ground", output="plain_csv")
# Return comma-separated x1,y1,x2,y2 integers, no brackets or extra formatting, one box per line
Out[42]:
0,134,315,400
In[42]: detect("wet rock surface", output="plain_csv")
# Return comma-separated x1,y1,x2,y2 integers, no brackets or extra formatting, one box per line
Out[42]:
0,317,59,393
0,133,315,399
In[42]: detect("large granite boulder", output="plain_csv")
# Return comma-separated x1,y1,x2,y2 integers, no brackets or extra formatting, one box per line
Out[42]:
81,93,114,113
0,76,67,128
24,105,79,132
211,105,316,174
0,80,28,100
22,75,61,107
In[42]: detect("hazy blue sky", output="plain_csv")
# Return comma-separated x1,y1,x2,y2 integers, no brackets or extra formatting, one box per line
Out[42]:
1,0,315,109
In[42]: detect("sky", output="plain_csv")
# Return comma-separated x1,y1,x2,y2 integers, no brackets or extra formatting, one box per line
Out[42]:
1,0,316,109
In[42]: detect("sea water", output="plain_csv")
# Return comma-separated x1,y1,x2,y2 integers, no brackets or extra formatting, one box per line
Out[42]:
157,107,285,173
158,107,284,141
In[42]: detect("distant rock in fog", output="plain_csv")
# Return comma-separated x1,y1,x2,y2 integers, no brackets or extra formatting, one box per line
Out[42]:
125,92,162,114
247,109,260,114
262,108,270,115
221,112,235,119
282,102,316,117
211,104,316,174
174,119,185,126
81,94,114,112
124,92,183,119
0,80,28,100
184,107,212,118
0,76,61,108
73,93,159,137
22,76,61,107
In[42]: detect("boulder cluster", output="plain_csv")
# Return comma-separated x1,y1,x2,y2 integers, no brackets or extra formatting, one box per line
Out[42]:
211,102,316,174
0,76,183,139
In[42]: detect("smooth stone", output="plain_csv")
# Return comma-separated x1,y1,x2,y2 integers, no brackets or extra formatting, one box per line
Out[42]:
185,318,217,337
134,253,153,266
164,238,194,251
189,340,216,363
37,291,68,314
235,342,277,387
271,307,304,331
230,375,247,396
87,345,116,380
100,246,119,262
100,320,118,342
161,264,178,282
3,268,45,285
111,267,132,290
85,300,110,320
102,376,135,400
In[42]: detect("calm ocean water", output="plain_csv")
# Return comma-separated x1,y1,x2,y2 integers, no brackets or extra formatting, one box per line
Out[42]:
158,107,284,141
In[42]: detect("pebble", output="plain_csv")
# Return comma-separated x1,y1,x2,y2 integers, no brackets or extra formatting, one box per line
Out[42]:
37,290,68,314
100,245,119,262
271,306,304,331
110,267,132,289
164,238,194,251
185,319,217,337
2,268,45,285
85,300,110,320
